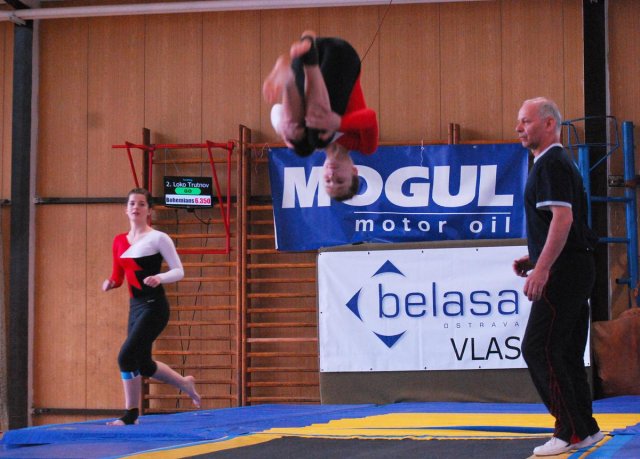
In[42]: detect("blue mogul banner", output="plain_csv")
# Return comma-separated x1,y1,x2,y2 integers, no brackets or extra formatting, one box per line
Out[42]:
268,144,528,251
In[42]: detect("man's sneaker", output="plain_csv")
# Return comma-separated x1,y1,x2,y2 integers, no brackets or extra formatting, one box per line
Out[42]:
533,437,572,456
572,431,605,450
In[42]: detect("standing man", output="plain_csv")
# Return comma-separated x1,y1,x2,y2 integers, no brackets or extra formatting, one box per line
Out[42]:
513,97,603,456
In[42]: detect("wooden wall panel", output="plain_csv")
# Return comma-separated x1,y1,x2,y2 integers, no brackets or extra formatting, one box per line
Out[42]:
319,6,381,134
87,16,145,197
144,14,203,197
85,16,146,411
1,24,10,365
38,19,88,197
501,1,565,140
440,1,502,141
379,4,440,143
86,204,128,411
1,23,10,199
33,207,87,412
608,0,640,318
145,14,204,144
561,0,585,124
202,11,261,143
84,17,143,409
258,8,319,144
609,0,640,125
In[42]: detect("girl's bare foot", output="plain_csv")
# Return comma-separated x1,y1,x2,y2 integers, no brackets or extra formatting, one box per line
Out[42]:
183,375,201,408
290,30,316,60
106,418,139,426
263,55,292,104
106,408,139,426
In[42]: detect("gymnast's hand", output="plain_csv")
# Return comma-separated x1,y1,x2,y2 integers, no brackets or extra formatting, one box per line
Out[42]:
306,107,341,141
102,279,115,292
143,275,162,288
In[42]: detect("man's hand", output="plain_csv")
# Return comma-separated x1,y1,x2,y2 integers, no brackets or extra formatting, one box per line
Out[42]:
513,255,534,277
523,267,549,302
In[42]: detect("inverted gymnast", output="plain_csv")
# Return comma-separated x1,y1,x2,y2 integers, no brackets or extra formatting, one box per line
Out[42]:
102,187,200,426
263,31,378,201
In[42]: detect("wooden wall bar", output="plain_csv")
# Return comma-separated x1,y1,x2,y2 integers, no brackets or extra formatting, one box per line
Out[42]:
0,0,635,425
1,22,11,311
0,22,11,432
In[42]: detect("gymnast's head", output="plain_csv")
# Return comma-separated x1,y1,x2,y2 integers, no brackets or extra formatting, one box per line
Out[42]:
322,142,359,201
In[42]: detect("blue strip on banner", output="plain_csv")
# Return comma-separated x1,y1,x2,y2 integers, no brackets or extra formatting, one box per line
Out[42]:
268,144,529,251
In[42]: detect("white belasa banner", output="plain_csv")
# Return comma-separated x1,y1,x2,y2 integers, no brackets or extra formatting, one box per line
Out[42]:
318,245,591,372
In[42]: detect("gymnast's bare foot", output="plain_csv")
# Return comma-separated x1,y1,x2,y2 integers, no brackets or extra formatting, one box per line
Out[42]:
290,30,316,60
107,408,139,426
263,55,292,105
183,375,201,408
106,418,139,426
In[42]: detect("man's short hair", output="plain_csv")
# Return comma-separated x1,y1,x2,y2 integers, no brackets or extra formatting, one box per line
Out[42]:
526,97,563,134
332,174,359,202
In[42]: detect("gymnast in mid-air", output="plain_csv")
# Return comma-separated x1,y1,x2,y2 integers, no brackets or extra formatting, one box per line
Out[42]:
263,31,378,201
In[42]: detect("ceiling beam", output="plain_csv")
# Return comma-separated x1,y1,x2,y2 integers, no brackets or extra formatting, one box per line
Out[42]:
0,0,486,22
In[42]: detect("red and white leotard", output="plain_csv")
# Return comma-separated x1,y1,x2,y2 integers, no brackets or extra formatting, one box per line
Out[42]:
109,229,184,298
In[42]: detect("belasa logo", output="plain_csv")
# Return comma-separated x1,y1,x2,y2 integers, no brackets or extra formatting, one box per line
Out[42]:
345,259,521,350
345,260,408,349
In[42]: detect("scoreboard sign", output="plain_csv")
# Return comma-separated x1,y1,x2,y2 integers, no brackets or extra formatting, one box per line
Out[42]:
164,176,213,208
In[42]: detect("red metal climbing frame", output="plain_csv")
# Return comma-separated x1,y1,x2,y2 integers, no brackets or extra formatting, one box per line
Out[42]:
112,140,235,255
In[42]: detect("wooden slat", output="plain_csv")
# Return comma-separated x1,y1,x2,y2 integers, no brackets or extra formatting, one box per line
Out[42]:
155,219,236,227
247,278,315,284
248,382,318,388
247,338,317,343
247,205,273,211
181,276,236,282
171,233,231,239
157,336,234,341
247,234,275,241
248,353,316,359
167,364,238,371
172,305,235,312
248,263,315,269
247,397,319,403
167,320,235,326
247,249,281,255
153,350,234,356
148,379,236,385
247,292,315,299
153,158,238,165
182,261,237,268
247,367,317,373
146,395,237,401
247,307,316,314
165,292,236,298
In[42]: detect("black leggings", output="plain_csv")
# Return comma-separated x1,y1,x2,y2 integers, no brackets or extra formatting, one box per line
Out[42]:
117,294,170,377
290,37,361,156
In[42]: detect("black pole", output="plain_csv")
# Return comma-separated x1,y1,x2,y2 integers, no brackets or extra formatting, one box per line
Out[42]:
8,21,33,429
583,1,608,323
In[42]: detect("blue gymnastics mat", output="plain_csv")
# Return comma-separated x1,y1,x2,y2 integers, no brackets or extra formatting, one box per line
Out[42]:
1,396,639,458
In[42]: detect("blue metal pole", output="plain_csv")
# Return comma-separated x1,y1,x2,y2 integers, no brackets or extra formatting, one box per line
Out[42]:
622,121,639,306
578,146,592,227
